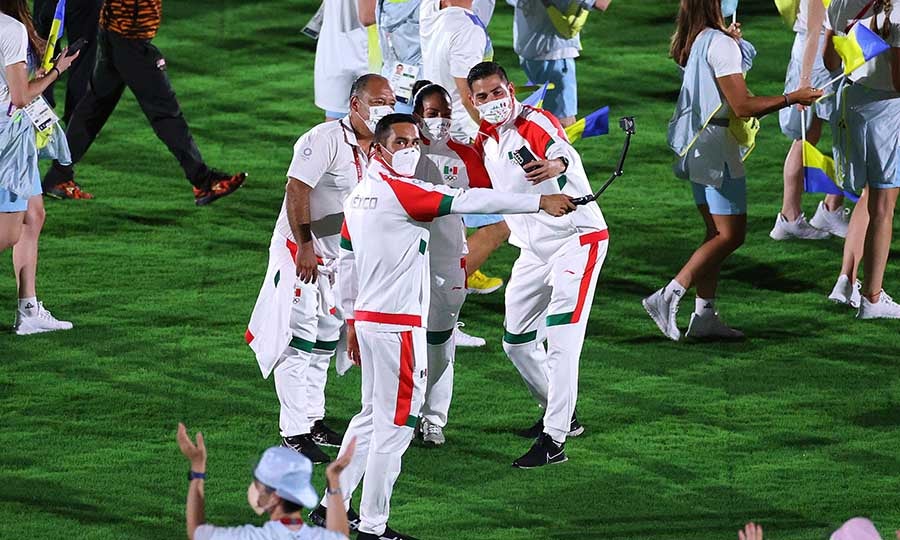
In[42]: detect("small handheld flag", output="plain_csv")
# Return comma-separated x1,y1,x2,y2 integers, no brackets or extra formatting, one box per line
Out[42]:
521,82,549,108
833,22,890,76
41,0,66,71
802,140,859,202
565,106,609,144
773,0,801,27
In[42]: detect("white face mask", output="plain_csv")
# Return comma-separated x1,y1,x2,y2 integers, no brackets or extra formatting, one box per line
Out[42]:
383,146,421,177
477,92,513,125
421,117,451,143
247,482,275,516
362,105,394,134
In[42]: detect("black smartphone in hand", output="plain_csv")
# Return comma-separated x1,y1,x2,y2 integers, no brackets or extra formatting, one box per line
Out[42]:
512,146,538,171
65,38,88,56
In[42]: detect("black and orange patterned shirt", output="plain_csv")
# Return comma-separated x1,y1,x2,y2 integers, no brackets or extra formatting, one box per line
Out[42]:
100,0,162,40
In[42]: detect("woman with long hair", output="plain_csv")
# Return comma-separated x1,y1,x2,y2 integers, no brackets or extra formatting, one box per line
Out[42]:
1,0,78,334
642,0,822,341
824,0,900,319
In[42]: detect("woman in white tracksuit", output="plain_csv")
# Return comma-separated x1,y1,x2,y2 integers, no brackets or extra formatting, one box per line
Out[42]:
411,81,492,445
824,0,900,319
643,0,821,342
771,0,849,241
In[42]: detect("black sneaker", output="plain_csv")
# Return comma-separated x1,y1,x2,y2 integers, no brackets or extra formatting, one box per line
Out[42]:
517,412,584,439
569,409,585,437
310,419,343,447
516,417,543,439
512,433,567,469
357,525,419,540
282,434,331,464
308,504,360,531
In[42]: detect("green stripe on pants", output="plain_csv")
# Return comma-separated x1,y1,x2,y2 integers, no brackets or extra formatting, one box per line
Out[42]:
289,336,315,352
503,329,537,344
426,329,454,345
546,312,575,326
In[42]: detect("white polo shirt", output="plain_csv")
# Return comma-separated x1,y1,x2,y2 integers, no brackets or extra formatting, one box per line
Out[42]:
283,118,369,260
420,1,490,142
194,521,347,540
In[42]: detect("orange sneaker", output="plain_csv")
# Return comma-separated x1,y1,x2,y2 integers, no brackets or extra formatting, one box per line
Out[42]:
44,180,94,200
193,171,247,206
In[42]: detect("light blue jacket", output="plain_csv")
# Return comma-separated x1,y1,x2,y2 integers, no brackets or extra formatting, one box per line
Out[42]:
377,0,422,68
508,0,582,60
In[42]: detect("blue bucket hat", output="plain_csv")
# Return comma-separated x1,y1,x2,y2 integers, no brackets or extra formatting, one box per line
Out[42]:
253,447,319,508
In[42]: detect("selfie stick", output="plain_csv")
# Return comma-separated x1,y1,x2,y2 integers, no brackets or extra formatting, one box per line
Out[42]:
571,116,636,205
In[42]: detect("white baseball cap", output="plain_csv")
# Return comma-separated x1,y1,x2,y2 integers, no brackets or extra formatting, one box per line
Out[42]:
253,447,319,508
830,517,883,540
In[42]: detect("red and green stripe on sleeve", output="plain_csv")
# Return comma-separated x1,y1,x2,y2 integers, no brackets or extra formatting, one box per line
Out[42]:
340,220,352,251
383,175,454,222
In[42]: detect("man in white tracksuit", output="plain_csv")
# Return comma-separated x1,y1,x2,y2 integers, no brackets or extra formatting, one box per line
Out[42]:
246,75,396,469
469,61,609,468
324,113,574,540
412,83,495,446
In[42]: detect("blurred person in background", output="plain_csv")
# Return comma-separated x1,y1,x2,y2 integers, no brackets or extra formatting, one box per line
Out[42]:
41,0,247,203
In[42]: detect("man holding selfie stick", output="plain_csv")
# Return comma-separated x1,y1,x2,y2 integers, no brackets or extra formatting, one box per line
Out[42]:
468,61,609,469
42,0,247,203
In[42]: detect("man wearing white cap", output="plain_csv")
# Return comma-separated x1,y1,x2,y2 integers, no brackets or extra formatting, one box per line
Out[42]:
176,423,356,540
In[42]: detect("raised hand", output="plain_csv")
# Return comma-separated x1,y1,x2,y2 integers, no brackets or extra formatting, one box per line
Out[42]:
177,423,207,473
738,522,763,540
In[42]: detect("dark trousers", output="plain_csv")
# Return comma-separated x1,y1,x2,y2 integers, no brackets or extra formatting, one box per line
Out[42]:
47,29,209,188
33,0,103,125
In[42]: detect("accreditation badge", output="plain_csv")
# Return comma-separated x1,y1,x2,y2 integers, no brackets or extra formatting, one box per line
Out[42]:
22,95,58,132
388,62,420,104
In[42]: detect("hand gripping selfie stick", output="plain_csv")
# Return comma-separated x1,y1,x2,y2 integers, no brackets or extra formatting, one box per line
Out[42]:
571,116,636,206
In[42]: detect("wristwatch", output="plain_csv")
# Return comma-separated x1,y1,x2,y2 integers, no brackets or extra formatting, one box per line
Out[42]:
557,156,570,172
188,470,206,481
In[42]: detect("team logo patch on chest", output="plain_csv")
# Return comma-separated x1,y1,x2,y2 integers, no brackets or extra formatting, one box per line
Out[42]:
442,165,459,184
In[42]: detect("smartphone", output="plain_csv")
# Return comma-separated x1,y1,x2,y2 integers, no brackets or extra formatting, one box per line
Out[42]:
512,146,538,171
65,38,88,56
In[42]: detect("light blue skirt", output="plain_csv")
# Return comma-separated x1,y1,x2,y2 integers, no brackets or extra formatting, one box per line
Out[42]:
0,109,72,211
779,32,837,139
835,83,900,192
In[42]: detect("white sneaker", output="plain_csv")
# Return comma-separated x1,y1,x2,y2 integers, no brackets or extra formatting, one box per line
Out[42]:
14,302,74,335
453,322,486,347
420,419,445,446
685,311,745,339
769,212,830,240
809,201,850,238
641,288,682,341
857,290,900,320
828,275,862,309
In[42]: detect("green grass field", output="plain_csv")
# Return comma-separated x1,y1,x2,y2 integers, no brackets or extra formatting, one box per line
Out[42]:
2,1,899,538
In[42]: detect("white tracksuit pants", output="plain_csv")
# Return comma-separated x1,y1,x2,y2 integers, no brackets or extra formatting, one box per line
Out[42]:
273,272,342,438
422,255,467,428
324,324,427,536
501,230,608,443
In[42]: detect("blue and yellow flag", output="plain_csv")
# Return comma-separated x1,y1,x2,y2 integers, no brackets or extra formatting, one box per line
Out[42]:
802,141,859,202
522,82,549,108
41,0,66,71
566,106,609,143
833,22,890,75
